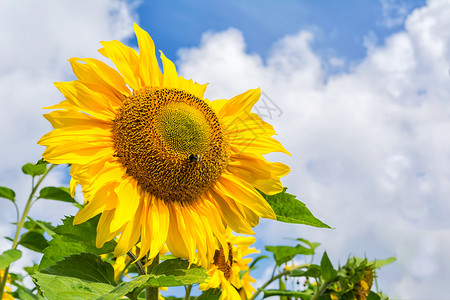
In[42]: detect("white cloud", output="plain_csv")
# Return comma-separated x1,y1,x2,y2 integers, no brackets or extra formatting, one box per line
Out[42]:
0,0,137,275
176,0,450,298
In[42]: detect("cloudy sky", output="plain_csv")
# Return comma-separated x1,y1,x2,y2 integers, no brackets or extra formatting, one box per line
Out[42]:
1,0,449,298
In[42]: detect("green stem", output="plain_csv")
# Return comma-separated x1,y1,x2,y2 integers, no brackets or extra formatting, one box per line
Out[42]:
185,285,193,300
249,264,310,300
145,254,160,300
311,280,330,300
127,251,146,276
0,164,56,299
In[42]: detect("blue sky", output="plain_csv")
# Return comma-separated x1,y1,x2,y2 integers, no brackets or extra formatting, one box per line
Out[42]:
137,0,426,69
1,0,450,299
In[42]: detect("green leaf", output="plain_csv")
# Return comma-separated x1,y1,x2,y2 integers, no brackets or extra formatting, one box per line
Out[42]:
21,162,47,177
96,275,151,300
41,253,116,285
150,258,209,286
27,217,56,236
249,255,269,269
98,260,209,300
196,289,222,300
39,215,116,270
24,264,39,276
265,244,314,266
320,252,337,282
367,291,381,300
373,257,396,269
260,188,330,228
0,249,22,269
263,289,313,299
296,238,321,253
18,231,49,253
33,272,113,300
0,186,16,202
38,186,76,203
290,264,322,278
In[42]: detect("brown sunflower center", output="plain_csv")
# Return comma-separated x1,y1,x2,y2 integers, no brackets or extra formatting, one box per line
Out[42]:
213,243,233,280
112,87,229,205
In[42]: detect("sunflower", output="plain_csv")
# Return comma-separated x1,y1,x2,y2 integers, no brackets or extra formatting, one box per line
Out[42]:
38,24,289,266
199,230,258,300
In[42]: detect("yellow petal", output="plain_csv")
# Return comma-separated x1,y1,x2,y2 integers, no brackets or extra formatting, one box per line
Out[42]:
160,51,179,88
54,81,117,120
134,23,163,87
96,209,123,248
72,57,130,97
218,172,276,220
218,88,260,119
73,183,118,225
115,200,144,256
110,177,141,232
69,58,127,102
99,40,142,90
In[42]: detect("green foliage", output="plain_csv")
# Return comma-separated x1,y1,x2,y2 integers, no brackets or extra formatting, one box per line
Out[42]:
265,239,316,266
290,264,322,278
32,272,114,300
0,249,21,269
263,289,313,299
320,252,337,282
260,188,331,228
39,215,116,270
18,231,49,253
0,186,16,202
21,162,47,177
40,254,116,285
38,186,76,203
149,258,209,286
96,275,152,300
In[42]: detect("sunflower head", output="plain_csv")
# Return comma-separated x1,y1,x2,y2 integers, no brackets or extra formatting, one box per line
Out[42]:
199,230,258,300
113,86,230,205
38,23,290,266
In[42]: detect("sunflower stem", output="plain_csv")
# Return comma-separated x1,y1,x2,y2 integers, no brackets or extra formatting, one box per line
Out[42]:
145,253,159,300
0,164,56,299
248,263,310,300
184,284,193,300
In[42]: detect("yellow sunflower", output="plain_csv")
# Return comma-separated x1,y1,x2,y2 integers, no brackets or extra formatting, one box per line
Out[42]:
199,230,258,300
38,24,289,266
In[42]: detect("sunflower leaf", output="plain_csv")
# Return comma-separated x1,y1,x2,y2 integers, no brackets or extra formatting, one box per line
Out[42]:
150,258,209,286
289,264,322,278
262,289,313,299
38,186,76,203
40,253,116,285
0,249,22,269
260,188,331,228
97,261,209,300
21,162,47,177
39,215,116,270
0,186,16,202
32,272,114,300
265,244,314,266
18,230,49,253
96,275,151,300
320,251,337,282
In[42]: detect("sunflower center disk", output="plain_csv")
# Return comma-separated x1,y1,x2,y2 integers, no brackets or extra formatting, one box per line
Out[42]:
213,243,233,280
113,87,229,205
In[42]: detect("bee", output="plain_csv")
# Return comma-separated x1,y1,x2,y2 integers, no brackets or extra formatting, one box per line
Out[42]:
188,154,201,163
